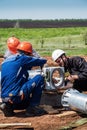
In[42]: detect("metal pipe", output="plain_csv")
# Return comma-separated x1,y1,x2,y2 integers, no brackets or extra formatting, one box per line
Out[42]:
61,88,87,114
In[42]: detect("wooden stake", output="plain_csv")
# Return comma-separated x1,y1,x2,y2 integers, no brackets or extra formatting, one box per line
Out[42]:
0,123,31,129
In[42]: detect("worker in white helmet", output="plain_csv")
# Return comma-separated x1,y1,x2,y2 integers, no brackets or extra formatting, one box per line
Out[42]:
52,49,87,92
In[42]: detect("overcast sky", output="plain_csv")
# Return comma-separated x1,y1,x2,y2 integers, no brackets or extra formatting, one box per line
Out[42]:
0,0,87,20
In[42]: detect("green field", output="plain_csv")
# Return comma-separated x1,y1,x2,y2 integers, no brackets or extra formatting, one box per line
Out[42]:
0,27,87,57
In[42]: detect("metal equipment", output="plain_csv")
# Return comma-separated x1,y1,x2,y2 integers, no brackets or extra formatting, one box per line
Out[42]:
61,88,87,114
29,67,64,90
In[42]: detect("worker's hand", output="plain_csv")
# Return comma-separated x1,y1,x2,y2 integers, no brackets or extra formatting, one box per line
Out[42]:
58,82,73,90
66,75,78,83
66,75,74,82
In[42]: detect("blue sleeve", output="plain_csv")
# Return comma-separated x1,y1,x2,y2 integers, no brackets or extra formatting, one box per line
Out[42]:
19,55,47,68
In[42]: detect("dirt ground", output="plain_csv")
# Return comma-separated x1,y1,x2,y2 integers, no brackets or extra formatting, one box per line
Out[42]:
0,109,87,130
0,56,87,130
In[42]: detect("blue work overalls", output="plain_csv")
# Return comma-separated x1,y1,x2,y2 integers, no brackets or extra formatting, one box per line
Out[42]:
1,54,47,110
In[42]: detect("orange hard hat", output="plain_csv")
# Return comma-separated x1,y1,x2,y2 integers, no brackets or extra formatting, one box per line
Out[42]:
17,41,32,54
7,37,20,54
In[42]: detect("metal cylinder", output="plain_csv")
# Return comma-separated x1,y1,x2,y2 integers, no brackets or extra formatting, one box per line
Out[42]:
61,88,87,114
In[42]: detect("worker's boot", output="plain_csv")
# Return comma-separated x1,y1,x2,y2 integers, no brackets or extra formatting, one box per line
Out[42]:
0,102,15,117
25,105,48,117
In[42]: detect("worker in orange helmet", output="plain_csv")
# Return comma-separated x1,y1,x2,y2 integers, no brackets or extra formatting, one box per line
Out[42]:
0,37,20,100
0,41,47,117
4,37,20,59
17,41,33,55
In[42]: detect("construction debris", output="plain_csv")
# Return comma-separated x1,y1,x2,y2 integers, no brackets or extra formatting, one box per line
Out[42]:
60,118,87,130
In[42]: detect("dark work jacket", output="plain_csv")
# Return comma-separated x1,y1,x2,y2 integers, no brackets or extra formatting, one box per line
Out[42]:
64,56,87,91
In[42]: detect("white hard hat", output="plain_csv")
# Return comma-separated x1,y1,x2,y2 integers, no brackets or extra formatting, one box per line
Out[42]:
52,49,65,61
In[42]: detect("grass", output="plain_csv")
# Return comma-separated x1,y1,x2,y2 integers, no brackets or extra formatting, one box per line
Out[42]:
0,27,87,56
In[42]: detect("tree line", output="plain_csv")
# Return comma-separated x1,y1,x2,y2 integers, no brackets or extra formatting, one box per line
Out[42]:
0,19,87,28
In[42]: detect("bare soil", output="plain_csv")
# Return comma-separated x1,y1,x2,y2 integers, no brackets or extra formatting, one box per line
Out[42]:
0,56,87,130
